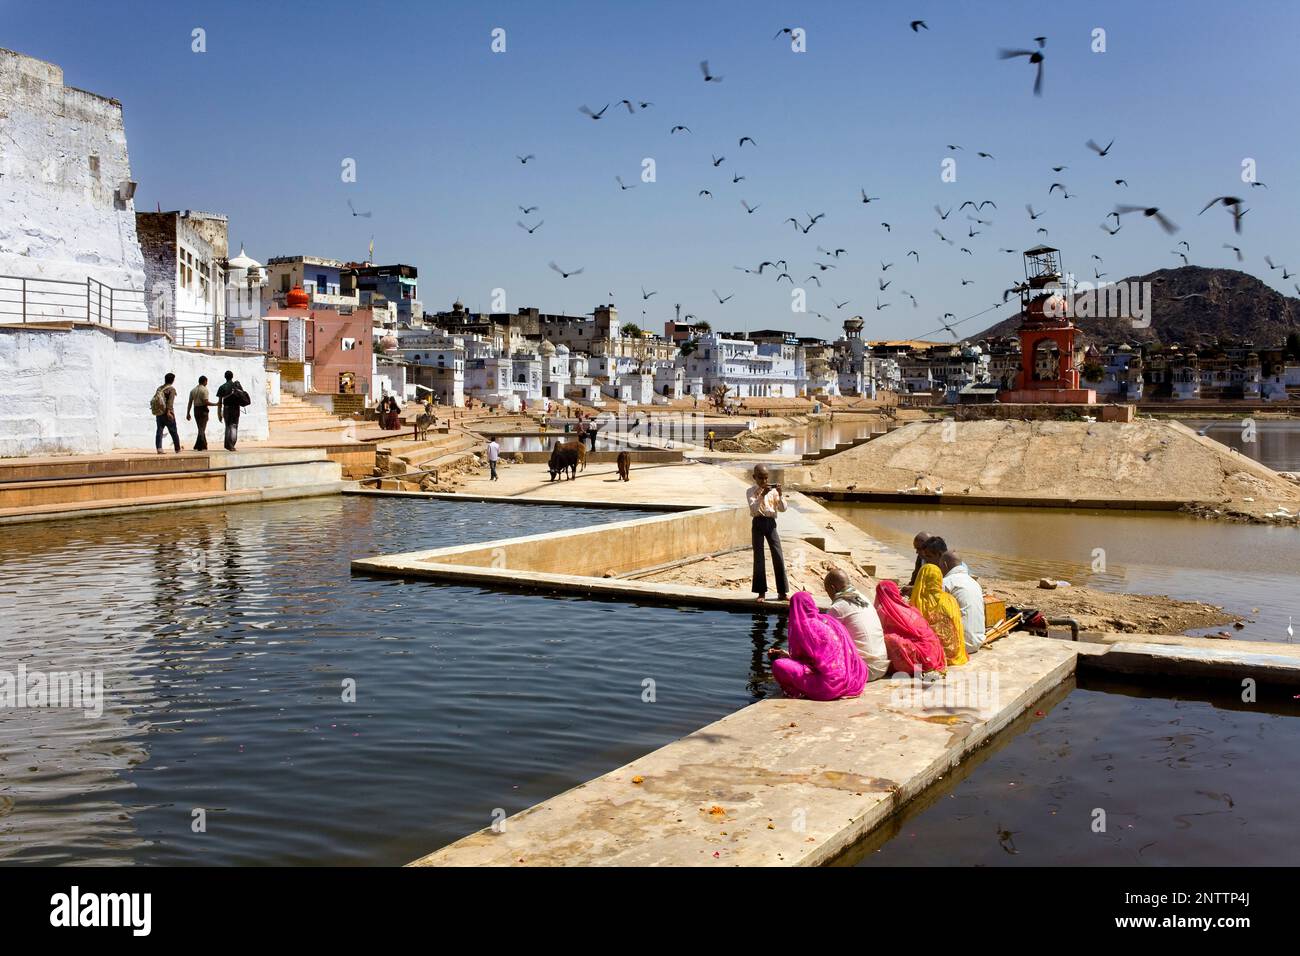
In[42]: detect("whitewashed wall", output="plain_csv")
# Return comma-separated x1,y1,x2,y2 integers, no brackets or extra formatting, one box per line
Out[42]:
0,325,270,456
0,50,147,302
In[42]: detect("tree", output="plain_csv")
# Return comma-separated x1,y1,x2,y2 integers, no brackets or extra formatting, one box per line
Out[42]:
679,338,698,356
695,320,711,332
621,322,643,338
1081,361,1105,384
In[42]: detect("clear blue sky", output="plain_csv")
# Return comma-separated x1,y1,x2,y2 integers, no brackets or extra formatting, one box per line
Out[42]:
5,0,1298,340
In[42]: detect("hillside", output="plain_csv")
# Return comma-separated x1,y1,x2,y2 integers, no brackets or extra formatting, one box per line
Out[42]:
975,266,1300,347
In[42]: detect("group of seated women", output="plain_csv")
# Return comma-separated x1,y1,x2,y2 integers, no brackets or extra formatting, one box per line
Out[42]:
767,532,985,702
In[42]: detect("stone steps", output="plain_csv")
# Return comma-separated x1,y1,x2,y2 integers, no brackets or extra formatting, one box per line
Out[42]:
0,447,345,521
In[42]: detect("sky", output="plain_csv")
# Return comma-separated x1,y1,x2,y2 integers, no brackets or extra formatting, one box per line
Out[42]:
4,0,1299,342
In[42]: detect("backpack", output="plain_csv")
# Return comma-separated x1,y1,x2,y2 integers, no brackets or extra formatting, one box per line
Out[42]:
149,386,167,416
235,386,251,408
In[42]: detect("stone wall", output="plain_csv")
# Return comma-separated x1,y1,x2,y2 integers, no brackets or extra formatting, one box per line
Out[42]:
0,49,147,301
0,324,270,456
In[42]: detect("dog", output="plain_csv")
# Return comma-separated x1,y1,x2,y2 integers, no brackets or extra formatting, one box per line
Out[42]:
616,450,631,481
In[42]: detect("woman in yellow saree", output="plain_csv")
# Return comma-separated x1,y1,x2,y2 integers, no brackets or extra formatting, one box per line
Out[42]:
910,563,968,666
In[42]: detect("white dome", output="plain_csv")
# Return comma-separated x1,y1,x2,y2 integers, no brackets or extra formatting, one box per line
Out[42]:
227,246,262,271
556,343,570,354
539,339,557,356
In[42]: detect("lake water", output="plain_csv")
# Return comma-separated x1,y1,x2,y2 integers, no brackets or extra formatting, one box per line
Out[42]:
843,674,1300,866
829,502,1300,642
1182,418,1300,472
0,497,784,865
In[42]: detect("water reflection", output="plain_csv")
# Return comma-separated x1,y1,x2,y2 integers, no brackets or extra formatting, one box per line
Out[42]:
0,497,777,865
1184,418,1300,472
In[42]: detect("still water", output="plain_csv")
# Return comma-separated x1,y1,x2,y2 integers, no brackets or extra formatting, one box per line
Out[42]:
846,674,1300,866
830,502,1300,641
774,419,882,456
1183,418,1300,472
0,497,783,865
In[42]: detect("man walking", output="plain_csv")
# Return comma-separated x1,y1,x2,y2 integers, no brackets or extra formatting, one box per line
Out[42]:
186,375,215,451
747,464,789,603
152,372,181,454
216,370,246,451
486,436,500,481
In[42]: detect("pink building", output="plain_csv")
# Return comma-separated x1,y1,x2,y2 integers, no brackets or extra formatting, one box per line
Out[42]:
265,286,374,396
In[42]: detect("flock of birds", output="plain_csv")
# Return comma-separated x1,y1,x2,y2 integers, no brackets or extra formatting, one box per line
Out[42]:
463,21,1290,342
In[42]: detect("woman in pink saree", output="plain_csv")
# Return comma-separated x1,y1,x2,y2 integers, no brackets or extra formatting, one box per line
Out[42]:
874,580,947,678
768,591,868,700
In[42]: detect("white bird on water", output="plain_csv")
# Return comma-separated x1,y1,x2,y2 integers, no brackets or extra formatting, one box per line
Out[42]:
1288,616,1295,642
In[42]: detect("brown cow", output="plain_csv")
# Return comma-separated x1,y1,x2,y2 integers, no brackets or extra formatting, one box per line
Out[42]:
548,441,580,481
555,438,587,471
616,450,631,481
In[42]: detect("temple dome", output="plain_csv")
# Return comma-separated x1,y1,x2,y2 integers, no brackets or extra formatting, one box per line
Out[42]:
228,246,262,271
286,284,310,309
539,339,557,356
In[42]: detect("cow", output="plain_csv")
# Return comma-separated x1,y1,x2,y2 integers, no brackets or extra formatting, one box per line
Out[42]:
554,438,586,471
413,411,436,441
548,441,580,481
616,450,632,481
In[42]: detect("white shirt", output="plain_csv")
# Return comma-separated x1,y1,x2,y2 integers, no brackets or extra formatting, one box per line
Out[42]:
486,440,500,462
829,596,890,680
747,484,786,518
943,562,986,653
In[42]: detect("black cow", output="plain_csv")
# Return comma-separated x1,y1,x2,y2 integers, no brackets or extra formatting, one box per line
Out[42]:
548,442,580,481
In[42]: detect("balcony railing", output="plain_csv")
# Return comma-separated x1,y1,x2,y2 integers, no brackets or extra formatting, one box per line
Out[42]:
0,273,257,352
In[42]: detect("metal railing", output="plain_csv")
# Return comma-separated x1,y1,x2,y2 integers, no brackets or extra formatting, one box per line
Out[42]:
0,273,257,352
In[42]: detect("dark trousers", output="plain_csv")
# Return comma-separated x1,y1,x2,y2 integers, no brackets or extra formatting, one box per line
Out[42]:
155,413,180,452
223,415,240,451
489,459,498,480
193,409,209,451
751,515,788,596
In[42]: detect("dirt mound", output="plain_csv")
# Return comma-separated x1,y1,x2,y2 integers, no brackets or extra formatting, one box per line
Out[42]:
793,419,1300,508
713,428,792,453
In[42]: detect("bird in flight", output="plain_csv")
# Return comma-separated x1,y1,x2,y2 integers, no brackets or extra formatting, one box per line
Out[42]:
861,190,881,203
698,189,712,198
516,154,535,164
579,103,609,120
739,136,757,147
1114,179,1129,187
881,222,891,232
907,250,919,261
741,200,761,214
977,151,995,160
875,298,890,311
1222,243,1243,261
878,278,891,291
641,286,657,299
670,125,691,134
834,299,852,310
712,154,725,167
961,278,975,286
516,219,543,234
1173,250,1189,266
880,260,893,270
773,27,795,40
1115,205,1179,233
732,172,745,183
1100,222,1122,235
935,205,952,219
347,199,372,218
615,175,636,191
999,42,1045,96
1051,165,1068,172
619,99,637,114
518,205,539,214
713,290,734,304
1199,196,1247,233
1086,138,1115,156
699,60,723,82
806,275,823,287
549,262,584,279
934,228,952,244
910,20,928,32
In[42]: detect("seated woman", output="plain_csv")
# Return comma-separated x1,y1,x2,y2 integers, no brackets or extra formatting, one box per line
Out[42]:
910,564,968,666
873,580,948,678
767,592,867,701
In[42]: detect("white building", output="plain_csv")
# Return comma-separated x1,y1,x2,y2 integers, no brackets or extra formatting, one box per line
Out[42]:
683,332,801,398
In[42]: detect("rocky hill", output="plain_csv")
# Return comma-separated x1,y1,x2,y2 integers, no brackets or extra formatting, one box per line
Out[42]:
975,266,1300,347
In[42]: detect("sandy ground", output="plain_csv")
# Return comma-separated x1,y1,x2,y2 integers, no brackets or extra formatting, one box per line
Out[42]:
636,540,875,596
711,427,793,453
792,418,1300,520
981,578,1239,634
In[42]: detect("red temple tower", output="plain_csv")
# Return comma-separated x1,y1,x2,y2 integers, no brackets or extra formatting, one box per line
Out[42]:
999,245,1096,404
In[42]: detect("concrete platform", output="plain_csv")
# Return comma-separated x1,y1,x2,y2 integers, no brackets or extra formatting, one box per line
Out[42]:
411,633,1081,866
